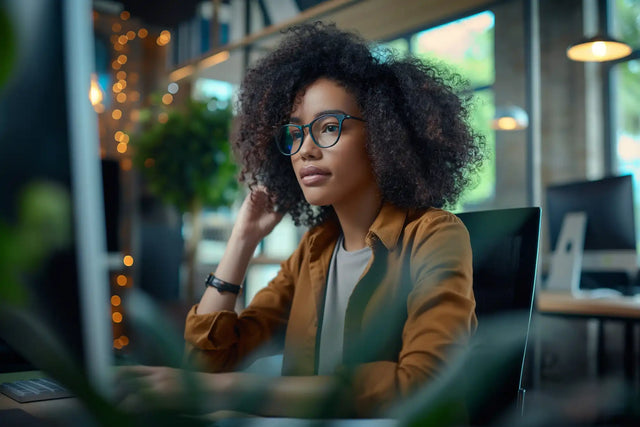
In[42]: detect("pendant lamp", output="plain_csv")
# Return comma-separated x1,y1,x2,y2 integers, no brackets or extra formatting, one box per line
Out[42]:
567,34,632,62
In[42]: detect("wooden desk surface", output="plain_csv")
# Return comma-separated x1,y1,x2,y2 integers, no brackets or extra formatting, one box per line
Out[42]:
536,290,640,320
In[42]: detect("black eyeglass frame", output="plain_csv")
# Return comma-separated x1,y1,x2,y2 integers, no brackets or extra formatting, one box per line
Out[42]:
275,113,365,156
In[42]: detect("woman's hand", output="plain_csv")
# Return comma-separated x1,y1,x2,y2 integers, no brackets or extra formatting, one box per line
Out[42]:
116,365,190,412
232,187,285,247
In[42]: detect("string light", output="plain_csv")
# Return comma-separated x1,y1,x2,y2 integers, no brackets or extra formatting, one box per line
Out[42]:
118,35,128,45
138,28,148,38
117,54,128,65
116,71,127,80
116,274,128,286
120,10,130,21
114,130,125,141
112,109,122,120
161,93,173,105
116,92,127,103
123,255,134,266
112,312,123,323
121,158,133,171
156,30,171,46
117,142,128,153
111,295,121,306
127,30,136,40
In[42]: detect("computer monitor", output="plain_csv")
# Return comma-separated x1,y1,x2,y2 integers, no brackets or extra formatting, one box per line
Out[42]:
546,175,638,291
0,0,112,394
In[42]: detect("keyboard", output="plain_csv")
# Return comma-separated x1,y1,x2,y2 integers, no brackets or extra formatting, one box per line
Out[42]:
0,378,73,403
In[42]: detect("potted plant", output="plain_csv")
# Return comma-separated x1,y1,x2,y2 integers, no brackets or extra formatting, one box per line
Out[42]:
132,97,238,302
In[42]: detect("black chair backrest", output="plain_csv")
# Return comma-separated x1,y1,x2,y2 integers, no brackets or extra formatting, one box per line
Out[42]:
457,207,541,318
456,207,541,424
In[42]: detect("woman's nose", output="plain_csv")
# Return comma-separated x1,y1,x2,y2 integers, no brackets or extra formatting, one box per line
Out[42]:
297,130,320,159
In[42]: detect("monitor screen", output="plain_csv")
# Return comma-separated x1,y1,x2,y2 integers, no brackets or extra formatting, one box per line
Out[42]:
547,175,636,252
546,175,637,290
0,0,112,392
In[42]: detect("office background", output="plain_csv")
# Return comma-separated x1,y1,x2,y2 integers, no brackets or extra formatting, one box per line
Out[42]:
68,0,640,400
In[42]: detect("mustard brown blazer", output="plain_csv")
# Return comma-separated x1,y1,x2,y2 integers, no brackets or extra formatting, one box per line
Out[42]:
184,203,477,415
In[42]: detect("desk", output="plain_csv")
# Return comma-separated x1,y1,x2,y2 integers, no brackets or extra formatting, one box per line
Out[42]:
536,290,640,383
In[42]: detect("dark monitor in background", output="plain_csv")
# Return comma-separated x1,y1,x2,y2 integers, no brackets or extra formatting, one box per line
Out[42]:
0,0,112,393
546,175,638,292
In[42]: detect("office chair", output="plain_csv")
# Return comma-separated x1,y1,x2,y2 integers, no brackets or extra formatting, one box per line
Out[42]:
456,207,541,424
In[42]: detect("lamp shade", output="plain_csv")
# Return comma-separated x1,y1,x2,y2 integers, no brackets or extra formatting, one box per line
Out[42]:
491,105,529,131
567,34,632,62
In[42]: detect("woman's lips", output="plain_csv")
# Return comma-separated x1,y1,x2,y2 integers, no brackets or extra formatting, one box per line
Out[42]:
299,165,331,186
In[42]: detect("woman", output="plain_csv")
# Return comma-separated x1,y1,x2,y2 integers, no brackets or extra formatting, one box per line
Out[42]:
121,22,484,418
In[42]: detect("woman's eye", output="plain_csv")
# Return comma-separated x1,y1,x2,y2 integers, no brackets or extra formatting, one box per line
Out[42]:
322,123,339,133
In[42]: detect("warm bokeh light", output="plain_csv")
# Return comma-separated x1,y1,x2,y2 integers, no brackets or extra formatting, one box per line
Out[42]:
112,312,123,323
113,43,124,52
111,295,121,306
129,91,140,102
116,274,128,286
89,75,103,106
113,339,123,350
144,158,155,168
120,10,130,20
161,93,173,105
116,71,127,80
127,30,136,40
94,104,105,114
114,130,125,141
138,28,148,38
497,117,517,130
117,142,128,153
123,255,134,266
156,30,171,46
117,54,128,65
116,92,127,103
118,35,128,45
120,134,130,144
112,82,123,93
112,60,121,70
158,112,169,123
121,158,133,171
112,109,122,120
118,79,127,89
112,23,122,33
120,335,130,346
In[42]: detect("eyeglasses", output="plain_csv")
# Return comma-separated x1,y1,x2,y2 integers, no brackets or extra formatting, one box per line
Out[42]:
275,113,365,156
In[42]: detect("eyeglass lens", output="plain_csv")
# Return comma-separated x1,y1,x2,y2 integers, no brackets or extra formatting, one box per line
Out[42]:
276,114,344,155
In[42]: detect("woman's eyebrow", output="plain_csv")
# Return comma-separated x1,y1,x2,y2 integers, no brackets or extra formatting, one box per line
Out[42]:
288,109,348,123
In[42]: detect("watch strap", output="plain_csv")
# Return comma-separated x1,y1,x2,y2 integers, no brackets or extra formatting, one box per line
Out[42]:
205,273,241,294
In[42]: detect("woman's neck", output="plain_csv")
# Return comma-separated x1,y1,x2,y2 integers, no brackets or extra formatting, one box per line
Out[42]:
333,187,382,251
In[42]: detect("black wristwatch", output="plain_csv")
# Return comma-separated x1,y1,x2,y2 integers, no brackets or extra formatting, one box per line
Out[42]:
205,273,241,294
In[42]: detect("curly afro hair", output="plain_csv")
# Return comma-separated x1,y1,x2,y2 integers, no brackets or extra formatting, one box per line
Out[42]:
233,22,485,227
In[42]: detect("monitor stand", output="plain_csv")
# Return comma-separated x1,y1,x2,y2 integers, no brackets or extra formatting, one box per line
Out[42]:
545,212,587,294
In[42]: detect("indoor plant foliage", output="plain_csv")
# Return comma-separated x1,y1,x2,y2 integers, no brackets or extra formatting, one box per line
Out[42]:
133,97,238,301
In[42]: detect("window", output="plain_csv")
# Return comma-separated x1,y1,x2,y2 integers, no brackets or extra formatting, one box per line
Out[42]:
612,0,640,248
